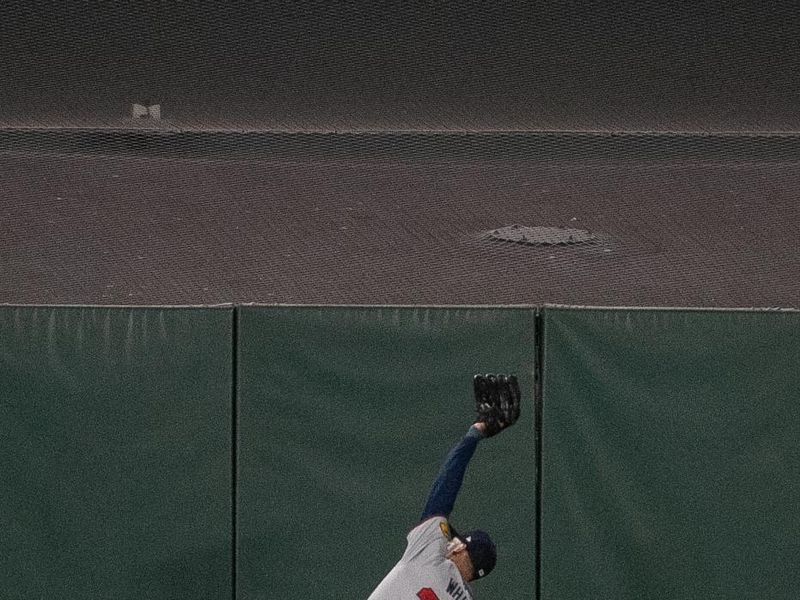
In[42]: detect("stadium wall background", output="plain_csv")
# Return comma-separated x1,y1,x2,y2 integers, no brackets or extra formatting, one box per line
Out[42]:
1,305,797,599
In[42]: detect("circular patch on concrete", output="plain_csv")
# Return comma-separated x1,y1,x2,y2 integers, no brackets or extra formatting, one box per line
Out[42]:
486,224,597,246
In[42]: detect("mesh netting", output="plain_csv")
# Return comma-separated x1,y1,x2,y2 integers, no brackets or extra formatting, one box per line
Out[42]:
1,2,799,308
2,1,800,132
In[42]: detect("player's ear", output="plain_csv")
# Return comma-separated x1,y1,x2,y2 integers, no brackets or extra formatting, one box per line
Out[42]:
445,538,466,557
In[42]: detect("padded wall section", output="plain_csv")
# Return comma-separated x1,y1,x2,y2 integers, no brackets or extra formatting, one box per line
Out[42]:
0,306,233,599
541,308,800,599
237,306,537,599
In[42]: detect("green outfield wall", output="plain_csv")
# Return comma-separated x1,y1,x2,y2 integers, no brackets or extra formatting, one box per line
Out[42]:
0,306,233,599
236,306,538,599
540,307,800,600
2,305,798,599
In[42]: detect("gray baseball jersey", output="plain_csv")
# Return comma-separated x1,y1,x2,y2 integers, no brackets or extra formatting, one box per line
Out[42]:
368,516,474,600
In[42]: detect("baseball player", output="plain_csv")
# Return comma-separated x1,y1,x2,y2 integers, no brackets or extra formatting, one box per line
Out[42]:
368,374,521,600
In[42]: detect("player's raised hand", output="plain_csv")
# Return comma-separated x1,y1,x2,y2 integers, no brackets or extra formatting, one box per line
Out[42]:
473,374,521,437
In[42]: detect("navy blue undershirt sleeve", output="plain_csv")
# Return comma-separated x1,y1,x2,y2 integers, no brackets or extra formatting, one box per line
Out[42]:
421,425,486,520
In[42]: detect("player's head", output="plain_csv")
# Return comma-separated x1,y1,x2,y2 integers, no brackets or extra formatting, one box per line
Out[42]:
446,529,497,582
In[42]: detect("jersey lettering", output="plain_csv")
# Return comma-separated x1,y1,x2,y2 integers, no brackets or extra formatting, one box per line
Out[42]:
446,578,468,600
417,588,440,600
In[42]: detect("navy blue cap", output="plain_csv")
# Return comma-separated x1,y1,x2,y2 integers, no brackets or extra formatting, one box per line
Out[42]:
463,530,497,579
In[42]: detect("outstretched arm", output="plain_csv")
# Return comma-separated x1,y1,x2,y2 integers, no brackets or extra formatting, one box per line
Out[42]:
420,422,487,521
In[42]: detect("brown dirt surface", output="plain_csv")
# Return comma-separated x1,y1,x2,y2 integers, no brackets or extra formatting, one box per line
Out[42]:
2,146,798,308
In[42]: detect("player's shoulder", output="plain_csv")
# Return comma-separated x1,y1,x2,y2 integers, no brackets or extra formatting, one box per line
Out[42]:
406,515,454,548
402,515,452,563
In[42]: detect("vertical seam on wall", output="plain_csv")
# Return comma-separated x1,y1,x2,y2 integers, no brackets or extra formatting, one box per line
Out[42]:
533,308,545,600
231,307,239,600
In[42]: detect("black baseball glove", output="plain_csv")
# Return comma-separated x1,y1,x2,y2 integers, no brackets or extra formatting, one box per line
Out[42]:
473,373,521,437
